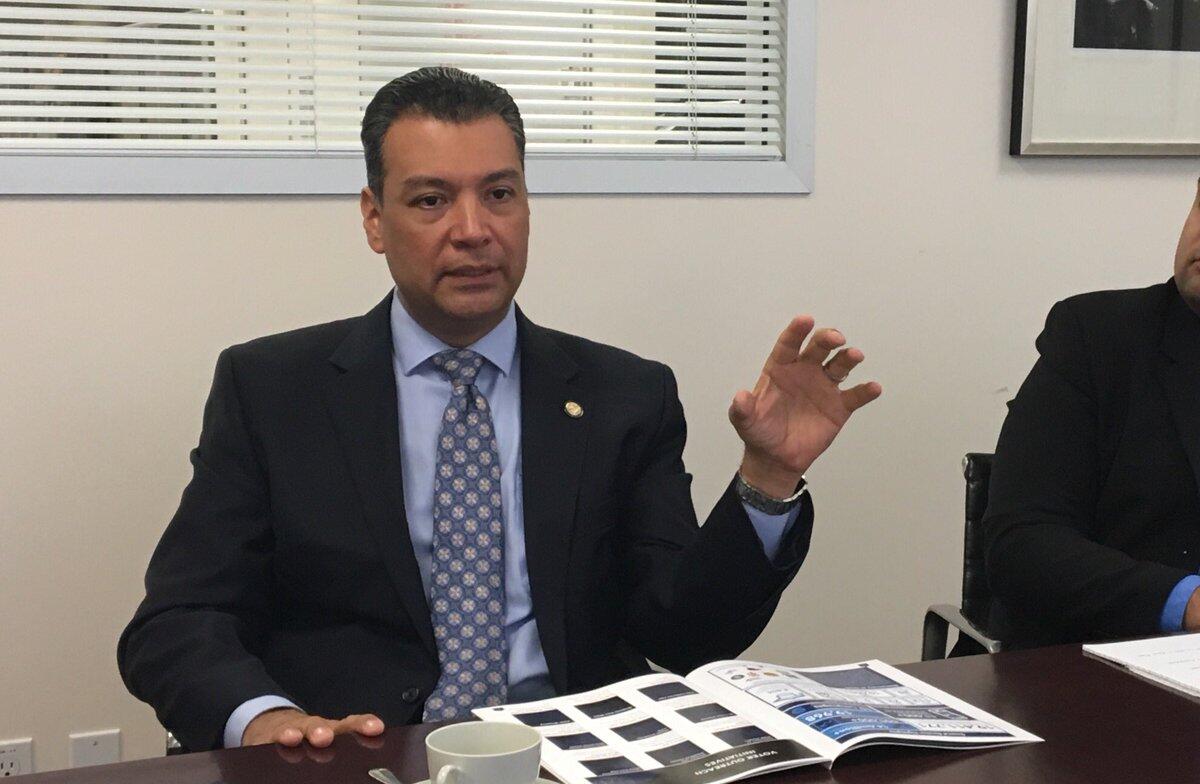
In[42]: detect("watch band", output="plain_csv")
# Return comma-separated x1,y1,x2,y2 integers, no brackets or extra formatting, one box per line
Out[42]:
735,474,807,515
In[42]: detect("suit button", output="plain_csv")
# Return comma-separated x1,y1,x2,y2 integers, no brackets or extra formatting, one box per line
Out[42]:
402,688,420,703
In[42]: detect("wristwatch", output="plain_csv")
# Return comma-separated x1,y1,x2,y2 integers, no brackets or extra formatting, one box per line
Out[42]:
735,474,807,515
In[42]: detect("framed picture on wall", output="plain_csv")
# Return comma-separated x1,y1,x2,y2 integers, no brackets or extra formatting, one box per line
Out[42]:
1011,0,1200,155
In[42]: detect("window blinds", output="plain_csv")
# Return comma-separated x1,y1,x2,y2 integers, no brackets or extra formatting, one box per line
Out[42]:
0,0,783,159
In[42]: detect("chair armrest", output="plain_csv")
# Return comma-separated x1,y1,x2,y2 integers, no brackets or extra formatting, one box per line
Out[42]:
922,604,1002,660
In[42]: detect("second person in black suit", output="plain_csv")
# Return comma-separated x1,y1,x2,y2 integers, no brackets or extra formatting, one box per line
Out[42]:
985,176,1200,649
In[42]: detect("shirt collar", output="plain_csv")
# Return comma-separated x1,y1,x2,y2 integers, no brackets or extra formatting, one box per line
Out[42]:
389,289,518,378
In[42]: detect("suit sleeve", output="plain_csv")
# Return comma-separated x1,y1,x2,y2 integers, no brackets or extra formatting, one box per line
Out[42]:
118,349,293,751
619,364,810,673
984,300,1191,642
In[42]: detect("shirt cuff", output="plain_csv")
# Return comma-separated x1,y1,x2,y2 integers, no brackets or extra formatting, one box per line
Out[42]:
224,695,300,749
742,499,806,564
1160,575,1200,633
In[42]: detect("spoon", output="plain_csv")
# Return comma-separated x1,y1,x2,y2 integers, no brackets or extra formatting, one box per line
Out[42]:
368,768,404,784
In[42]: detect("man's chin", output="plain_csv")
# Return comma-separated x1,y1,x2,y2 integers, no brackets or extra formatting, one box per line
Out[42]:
1177,274,1200,317
440,294,512,327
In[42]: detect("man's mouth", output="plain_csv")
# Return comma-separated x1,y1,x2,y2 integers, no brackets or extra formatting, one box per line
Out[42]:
441,265,501,287
444,265,498,278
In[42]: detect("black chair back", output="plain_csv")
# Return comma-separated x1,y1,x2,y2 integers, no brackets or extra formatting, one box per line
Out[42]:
922,452,1001,659
960,452,993,629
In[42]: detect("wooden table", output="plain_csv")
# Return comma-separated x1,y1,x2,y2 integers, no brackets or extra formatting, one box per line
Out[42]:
23,645,1200,783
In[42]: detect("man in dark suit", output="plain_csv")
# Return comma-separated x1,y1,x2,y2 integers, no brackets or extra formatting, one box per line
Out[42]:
118,68,882,752
984,176,1200,650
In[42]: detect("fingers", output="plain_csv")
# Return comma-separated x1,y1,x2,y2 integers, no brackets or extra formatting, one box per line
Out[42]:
275,726,305,747
753,314,880,420
243,708,308,747
841,381,883,413
770,317,874,390
822,347,864,384
766,315,815,366
333,714,385,737
299,719,336,748
300,713,385,747
728,389,756,430
768,317,870,376
267,713,385,749
798,327,846,366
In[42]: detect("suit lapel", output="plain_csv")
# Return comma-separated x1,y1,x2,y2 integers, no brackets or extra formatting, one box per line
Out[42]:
1156,284,1200,498
518,312,590,695
324,295,436,658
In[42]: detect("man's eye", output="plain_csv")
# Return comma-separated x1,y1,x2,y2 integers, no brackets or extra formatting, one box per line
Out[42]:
414,195,444,208
489,188,512,201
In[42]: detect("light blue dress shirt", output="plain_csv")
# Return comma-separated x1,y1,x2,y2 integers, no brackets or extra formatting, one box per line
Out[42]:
1161,575,1200,632
223,291,804,747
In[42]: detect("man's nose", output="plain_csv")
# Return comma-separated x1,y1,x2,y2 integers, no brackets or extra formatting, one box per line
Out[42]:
448,197,490,247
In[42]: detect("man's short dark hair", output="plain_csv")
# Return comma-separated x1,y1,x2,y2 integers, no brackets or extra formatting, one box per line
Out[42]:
361,66,526,202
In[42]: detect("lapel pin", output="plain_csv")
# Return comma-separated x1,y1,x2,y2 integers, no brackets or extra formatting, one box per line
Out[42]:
564,400,584,418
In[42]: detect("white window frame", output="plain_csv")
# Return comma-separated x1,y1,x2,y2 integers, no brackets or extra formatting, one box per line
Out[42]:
0,0,813,195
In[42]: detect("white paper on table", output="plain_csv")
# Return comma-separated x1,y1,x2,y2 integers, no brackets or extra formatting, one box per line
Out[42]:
1084,633,1200,698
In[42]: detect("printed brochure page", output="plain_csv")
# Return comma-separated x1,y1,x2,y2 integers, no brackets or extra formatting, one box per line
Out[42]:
474,660,1040,784
688,659,1041,759
475,672,826,784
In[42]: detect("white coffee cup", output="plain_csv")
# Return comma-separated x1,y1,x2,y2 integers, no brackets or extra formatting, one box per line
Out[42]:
425,721,542,784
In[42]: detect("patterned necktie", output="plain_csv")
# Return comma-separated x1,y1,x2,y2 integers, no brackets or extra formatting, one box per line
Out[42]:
423,348,508,720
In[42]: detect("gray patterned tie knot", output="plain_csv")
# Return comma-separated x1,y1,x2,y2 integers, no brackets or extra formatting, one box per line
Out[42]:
423,346,507,721
431,348,485,390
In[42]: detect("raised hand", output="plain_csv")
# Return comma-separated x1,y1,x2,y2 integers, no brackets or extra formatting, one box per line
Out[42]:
729,315,882,498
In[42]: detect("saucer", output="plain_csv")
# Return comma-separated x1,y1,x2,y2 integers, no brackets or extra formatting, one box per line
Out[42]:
414,780,557,784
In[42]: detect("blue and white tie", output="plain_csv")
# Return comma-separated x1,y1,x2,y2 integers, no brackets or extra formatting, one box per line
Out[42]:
423,348,508,720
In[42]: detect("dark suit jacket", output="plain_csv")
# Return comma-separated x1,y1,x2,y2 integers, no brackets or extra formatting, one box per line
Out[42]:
984,280,1200,649
118,296,810,751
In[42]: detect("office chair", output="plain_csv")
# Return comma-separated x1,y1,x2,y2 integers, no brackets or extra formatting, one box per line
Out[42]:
921,452,1003,660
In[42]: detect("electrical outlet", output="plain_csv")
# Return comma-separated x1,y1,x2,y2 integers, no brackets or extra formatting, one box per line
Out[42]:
69,730,119,768
0,738,33,777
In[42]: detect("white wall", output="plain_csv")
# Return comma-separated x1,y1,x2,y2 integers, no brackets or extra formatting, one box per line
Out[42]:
1,1,1195,772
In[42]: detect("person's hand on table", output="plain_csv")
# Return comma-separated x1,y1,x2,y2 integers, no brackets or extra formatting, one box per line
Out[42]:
1184,588,1200,631
730,315,882,497
242,707,385,747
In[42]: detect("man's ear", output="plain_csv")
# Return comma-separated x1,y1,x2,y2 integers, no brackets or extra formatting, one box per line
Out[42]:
360,186,385,254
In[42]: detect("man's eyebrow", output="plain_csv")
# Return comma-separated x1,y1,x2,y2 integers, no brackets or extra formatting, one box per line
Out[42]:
399,170,521,191
481,168,522,185
400,175,452,191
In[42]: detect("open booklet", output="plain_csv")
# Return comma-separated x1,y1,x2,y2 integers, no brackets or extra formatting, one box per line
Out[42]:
473,659,1041,784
